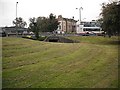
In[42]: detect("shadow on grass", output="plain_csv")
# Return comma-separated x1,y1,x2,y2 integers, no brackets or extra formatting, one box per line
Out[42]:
97,40,120,45
107,40,120,45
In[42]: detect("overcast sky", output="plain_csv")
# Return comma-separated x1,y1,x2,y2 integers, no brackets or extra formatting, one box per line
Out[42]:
0,0,109,27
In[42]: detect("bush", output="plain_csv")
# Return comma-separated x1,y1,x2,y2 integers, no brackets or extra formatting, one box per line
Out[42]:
38,36,47,41
22,35,36,40
22,35,47,41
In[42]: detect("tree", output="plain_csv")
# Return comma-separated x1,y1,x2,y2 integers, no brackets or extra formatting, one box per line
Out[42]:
29,17,39,39
100,0,120,37
29,13,59,39
13,17,27,28
36,16,48,32
29,17,48,39
47,13,59,32
34,13,59,32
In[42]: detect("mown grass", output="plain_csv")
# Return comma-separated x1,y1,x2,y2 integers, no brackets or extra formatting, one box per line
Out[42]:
67,36,119,45
2,36,118,88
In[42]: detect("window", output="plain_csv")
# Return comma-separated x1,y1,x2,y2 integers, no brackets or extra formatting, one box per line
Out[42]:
59,25,61,29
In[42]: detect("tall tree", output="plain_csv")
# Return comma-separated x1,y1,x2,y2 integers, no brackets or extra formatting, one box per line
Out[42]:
47,13,59,32
29,13,59,39
100,0,120,37
29,17,39,39
36,17,48,32
13,17,27,28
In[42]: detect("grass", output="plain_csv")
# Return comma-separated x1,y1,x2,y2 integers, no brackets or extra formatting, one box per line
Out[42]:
2,36,118,88
67,36,119,45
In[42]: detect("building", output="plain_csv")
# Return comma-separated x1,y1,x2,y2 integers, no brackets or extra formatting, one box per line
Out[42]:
76,21,102,34
2,26,28,36
56,15,77,34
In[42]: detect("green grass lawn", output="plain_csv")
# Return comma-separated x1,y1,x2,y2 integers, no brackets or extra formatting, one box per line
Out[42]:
2,36,118,88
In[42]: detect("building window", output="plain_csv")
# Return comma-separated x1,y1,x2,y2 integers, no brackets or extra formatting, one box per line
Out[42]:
59,26,61,29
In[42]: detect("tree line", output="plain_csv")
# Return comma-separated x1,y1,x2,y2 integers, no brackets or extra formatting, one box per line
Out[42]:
13,13,59,39
13,0,120,38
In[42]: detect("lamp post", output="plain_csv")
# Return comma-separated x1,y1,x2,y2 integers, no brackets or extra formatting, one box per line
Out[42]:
16,2,18,19
76,7,83,25
16,2,18,36
76,7,83,33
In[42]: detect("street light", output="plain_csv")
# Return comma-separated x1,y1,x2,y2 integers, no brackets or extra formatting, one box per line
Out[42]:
16,2,18,19
76,7,83,33
76,7,83,25
16,2,18,36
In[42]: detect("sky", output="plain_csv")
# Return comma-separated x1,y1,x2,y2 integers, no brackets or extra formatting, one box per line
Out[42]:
0,0,109,27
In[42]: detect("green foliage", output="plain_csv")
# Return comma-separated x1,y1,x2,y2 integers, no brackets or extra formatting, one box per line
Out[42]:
36,13,59,32
47,13,59,32
13,17,27,28
22,35,47,41
38,36,47,41
100,1,120,36
29,13,59,39
29,17,36,32
29,14,59,39
29,17,39,39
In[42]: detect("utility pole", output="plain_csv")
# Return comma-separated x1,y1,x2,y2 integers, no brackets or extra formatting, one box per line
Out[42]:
76,7,83,32
16,2,18,36
76,7,83,25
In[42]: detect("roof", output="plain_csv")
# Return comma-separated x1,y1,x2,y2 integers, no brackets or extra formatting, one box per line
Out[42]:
58,15,77,22
3,26,28,29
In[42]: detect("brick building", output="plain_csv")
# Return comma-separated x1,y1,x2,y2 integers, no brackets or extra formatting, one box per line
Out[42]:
57,15,77,33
